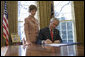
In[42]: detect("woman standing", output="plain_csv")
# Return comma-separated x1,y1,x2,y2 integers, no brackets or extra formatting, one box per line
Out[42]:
24,5,39,45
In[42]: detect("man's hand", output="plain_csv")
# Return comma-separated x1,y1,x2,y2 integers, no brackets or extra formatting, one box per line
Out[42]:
44,39,52,44
54,40,60,44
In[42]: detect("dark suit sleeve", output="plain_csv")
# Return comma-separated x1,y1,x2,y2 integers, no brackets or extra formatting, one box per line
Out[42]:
55,30,62,43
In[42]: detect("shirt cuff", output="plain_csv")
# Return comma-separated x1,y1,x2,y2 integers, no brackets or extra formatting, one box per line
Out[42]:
42,40,45,44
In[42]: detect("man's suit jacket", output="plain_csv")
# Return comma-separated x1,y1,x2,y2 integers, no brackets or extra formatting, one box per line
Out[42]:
36,27,62,44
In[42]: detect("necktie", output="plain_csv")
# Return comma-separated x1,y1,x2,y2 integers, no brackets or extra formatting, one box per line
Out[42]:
51,29,53,41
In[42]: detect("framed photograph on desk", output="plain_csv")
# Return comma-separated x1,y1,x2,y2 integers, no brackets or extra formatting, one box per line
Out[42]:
11,33,21,45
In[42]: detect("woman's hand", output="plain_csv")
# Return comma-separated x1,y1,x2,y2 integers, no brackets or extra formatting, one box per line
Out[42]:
24,41,32,46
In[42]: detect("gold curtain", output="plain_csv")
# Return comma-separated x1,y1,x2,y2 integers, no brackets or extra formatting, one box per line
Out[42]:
8,1,18,45
38,1,52,29
1,1,18,46
8,1,18,34
74,1,84,45
1,1,4,47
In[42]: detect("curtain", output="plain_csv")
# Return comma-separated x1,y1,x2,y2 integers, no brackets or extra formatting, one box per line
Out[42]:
38,1,52,29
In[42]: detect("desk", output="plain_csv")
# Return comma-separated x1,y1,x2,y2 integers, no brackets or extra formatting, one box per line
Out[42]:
1,44,84,56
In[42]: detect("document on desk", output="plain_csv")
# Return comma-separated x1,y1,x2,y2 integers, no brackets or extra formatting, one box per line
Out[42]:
45,42,79,47
45,43,67,47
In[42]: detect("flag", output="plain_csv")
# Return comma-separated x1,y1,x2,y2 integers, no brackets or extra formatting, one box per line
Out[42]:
3,1,9,46
51,2,54,18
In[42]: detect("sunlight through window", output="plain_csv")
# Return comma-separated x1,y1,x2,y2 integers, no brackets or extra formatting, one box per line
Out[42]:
54,1,76,43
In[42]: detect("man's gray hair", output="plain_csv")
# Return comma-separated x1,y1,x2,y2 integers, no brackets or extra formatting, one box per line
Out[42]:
50,18,59,23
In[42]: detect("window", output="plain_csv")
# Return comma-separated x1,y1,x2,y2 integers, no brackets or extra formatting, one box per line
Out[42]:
18,1,39,41
54,1,76,43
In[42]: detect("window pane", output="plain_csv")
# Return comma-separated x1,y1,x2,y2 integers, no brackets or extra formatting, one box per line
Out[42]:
68,31,73,40
61,22,66,31
62,40,67,43
68,40,73,43
62,31,67,40
67,21,72,31
56,23,60,30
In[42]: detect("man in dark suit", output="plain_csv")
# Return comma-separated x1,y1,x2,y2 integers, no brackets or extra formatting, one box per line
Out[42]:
36,18,62,45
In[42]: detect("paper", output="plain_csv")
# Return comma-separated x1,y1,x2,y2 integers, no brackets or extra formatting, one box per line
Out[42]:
45,43,68,47
44,42,79,47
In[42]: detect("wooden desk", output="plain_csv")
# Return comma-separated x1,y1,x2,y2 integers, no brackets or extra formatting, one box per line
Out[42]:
1,44,84,56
